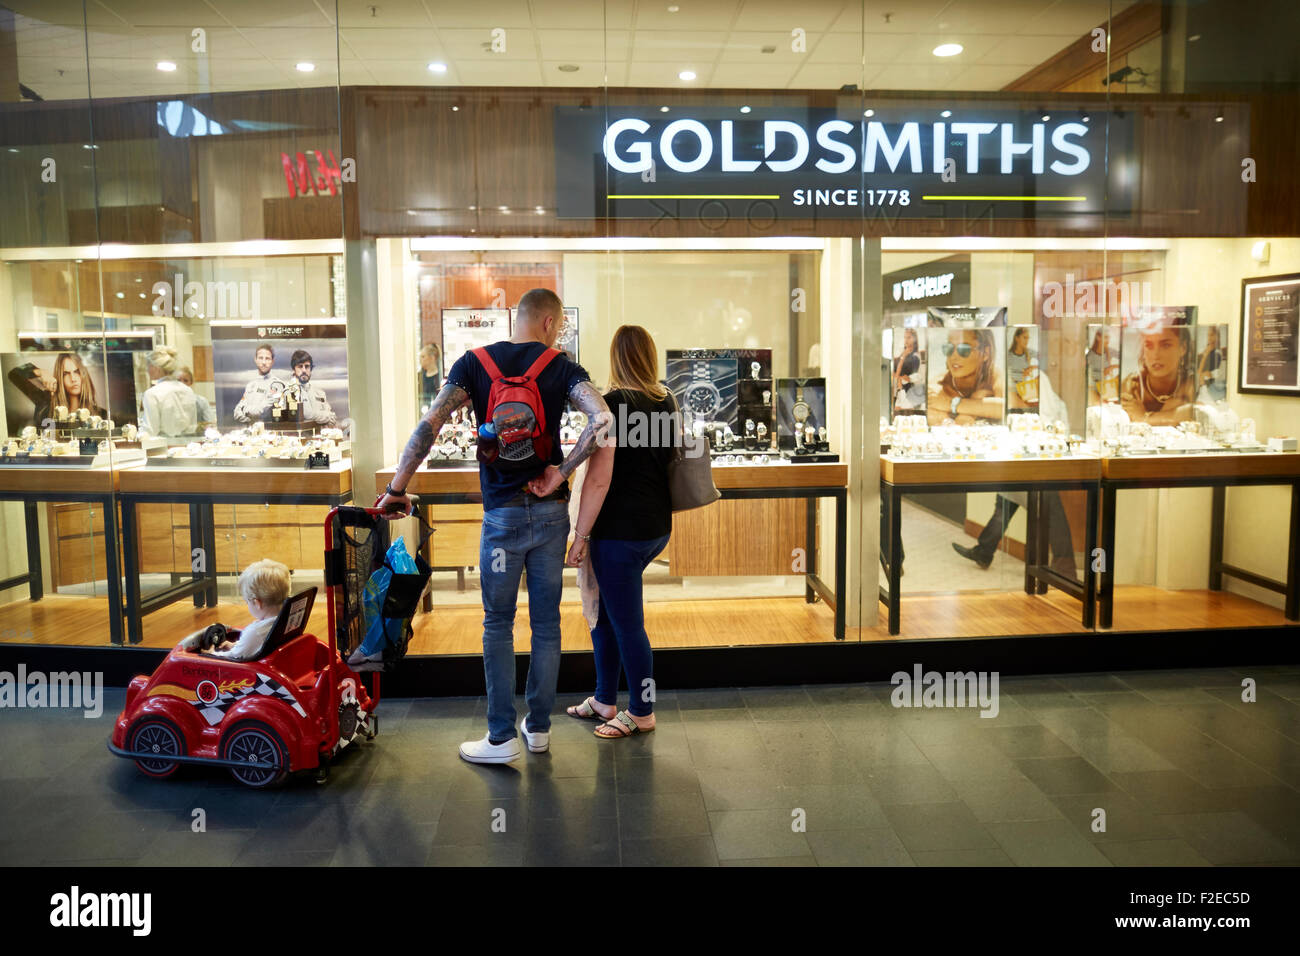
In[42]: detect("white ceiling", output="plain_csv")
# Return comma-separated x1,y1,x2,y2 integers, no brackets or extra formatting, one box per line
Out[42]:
7,0,1132,100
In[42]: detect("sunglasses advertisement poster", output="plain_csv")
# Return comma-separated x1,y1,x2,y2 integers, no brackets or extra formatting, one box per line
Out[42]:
2,347,140,436
211,320,348,429
1126,305,1198,331
508,306,579,363
1007,326,1042,413
926,326,1007,426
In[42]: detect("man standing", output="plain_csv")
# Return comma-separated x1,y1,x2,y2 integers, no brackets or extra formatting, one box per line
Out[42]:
232,344,281,424
288,349,338,427
378,289,612,765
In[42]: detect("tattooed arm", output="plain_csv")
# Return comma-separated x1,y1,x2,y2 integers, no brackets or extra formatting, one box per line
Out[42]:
377,381,471,517
527,380,613,498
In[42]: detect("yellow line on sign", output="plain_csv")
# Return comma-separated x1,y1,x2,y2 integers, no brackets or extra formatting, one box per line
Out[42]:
608,194,781,200
921,195,1087,202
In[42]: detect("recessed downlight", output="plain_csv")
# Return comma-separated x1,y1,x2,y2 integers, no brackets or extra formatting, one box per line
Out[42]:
296,62,315,72
428,62,448,73
940,110,951,118
740,105,751,113
659,105,670,113
932,43,963,57
558,64,579,73
678,70,696,81
156,61,177,72
863,109,874,117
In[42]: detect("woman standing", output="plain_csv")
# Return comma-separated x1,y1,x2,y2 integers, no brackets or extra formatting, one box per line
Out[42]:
563,325,673,738
1196,326,1226,403
141,346,199,437
926,328,1004,426
891,327,924,412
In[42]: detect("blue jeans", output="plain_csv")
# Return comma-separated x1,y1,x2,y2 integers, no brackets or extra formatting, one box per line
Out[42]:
479,498,570,741
590,534,669,718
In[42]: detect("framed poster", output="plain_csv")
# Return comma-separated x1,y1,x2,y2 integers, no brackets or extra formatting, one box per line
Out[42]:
211,319,348,428
509,306,579,362
925,326,1005,425
1239,273,1300,395
442,308,509,371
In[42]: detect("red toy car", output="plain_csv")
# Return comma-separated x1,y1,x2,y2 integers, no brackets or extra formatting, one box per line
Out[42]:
108,586,377,787
108,504,428,788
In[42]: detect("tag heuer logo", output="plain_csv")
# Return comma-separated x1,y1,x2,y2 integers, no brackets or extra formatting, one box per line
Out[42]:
893,283,902,301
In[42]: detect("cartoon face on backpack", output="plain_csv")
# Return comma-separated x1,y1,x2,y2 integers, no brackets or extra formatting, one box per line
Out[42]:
473,346,561,472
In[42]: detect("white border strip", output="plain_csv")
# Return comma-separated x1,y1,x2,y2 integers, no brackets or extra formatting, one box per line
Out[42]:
409,236,828,252
880,237,1171,252
0,239,345,262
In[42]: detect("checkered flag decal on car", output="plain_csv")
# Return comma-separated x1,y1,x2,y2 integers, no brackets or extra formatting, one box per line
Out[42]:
192,674,308,726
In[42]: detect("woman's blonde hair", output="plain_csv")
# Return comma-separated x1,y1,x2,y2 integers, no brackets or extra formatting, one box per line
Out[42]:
608,325,667,400
238,559,291,608
148,345,179,376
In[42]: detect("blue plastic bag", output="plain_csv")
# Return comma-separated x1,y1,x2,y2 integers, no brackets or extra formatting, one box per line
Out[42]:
357,538,418,656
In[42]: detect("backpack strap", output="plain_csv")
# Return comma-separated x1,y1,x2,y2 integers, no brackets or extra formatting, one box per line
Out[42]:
522,347,562,381
472,346,503,381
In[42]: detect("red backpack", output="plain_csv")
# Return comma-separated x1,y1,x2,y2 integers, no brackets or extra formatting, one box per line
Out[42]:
473,345,562,472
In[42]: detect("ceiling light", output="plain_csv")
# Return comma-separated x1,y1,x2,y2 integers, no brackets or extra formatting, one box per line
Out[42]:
678,70,696,81
1188,34,1201,42
138,292,146,298
406,209,417,215
558,64,579,73
135,277,142,282
468,205,477,211
83,143,97,149
659,105,669,113
1041,114,1050,122
1082,114,1091,123
156,61,177,72
115,292,125,299
932,43,963,57
6,148,17,153
498,205,510,212
740,105,751,114
667,4,679,11
452,105,459,111
1214,113,1224,122
428,62,447,73
296,62,315,72
863,109,874,117
534,206,545,214
940,110,951,118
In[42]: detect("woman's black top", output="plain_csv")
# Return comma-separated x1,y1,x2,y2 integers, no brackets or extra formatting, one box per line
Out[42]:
591,387,674,542
895,352,919,377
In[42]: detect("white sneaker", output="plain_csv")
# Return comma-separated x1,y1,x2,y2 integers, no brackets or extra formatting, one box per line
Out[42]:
518,715,550,753
459,734,521,764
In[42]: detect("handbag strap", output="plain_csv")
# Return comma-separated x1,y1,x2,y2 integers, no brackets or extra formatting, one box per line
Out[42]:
666,390,685,463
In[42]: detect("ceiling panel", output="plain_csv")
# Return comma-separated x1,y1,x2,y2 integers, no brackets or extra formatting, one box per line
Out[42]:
527,0,621,30
452,59,544,84
540,60,628,86
438,27,540,60
718,31,825,63
634,1,743,32
629,31,730,62
426,0,537,29
89,0,225,26
338,29,447,59
707,60,802,88
535,29,631,61
193,0,334,28
978,33,1080,66
238,28,345,60
733,0,848,33
337,0,436,28
788,60,864,90
625,61,716,87
887,33,1002,64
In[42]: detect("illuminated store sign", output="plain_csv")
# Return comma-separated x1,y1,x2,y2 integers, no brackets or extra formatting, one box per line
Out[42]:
555,105,1135,221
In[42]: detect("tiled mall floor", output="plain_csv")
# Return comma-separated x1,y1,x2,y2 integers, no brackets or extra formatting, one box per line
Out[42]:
3,666,1300,866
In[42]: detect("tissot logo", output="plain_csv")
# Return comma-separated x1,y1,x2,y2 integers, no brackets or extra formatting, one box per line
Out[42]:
602,116,1091,177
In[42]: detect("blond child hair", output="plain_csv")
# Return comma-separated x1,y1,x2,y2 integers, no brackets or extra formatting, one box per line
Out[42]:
238,559,291,611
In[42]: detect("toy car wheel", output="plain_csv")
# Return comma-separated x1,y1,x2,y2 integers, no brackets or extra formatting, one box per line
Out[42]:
129,719,184,779
222,723,287,789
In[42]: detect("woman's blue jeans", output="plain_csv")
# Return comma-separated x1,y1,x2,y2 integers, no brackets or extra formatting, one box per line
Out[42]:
590,534,670,718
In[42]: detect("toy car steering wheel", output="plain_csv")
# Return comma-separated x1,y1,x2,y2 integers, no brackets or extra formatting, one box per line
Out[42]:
199,623,229,651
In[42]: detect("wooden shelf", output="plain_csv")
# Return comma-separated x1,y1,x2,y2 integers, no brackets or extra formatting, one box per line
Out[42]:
1102,451,1300,481
881,454,1100,486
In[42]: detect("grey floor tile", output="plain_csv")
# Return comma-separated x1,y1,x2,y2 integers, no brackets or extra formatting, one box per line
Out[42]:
1162,811,1299,864
621,835,720,867
330,821,438,866
1097,839,1211,866
984,725,1078,759
675,689,746,710
135,829,257,867
777,783,889,830
427,842,525,866
910,847,1016,866
720,856,818,866
883,802,998,853
1014,756,1119,795
1109,770,1244,814
985,819,1113,867
696,769,787,811
1064,734,1178,774
954,779,1066,823
432,797,530,846
866,763,960,805
617,789,711,840
805,827,914,866
1047,792,1178,844
521,815,621,866
614,757,702,795
709,808,814,861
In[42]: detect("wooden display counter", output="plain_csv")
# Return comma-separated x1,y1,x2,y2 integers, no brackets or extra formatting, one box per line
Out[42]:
880,454,1101,635
377,461,849,639
1098,451,1300,627
117,462,353,645
0,464,133,645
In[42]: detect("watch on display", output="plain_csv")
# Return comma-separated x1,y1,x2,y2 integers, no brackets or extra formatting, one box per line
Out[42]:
684,362,722,419
792,386,811,450
750,360,761,380
950,395,962,419
756,422,768,446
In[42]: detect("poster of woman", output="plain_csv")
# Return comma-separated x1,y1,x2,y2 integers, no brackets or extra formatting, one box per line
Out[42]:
1119,324,1197,424
2,349,137,435
890,325,927,416
1194,325,1229,404
926,327,1005,426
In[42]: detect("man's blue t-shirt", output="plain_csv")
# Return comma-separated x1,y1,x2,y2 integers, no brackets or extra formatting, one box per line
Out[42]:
446,341,591,511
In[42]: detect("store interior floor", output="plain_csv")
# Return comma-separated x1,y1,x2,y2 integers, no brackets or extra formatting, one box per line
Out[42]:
3,667,1299,866
0,496,1290,649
